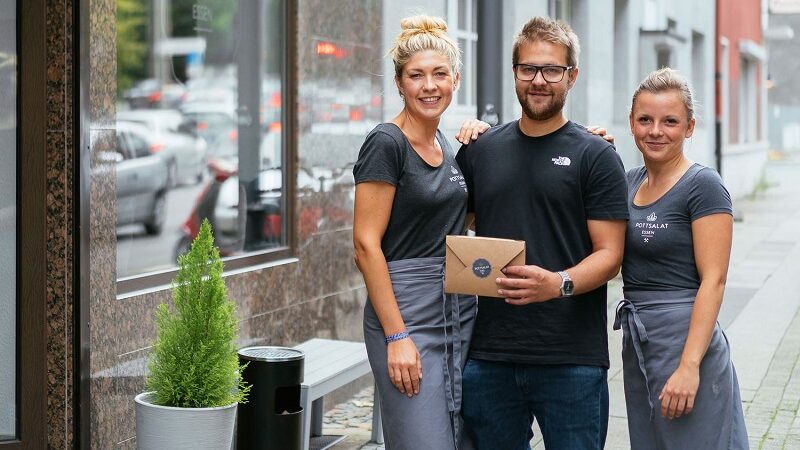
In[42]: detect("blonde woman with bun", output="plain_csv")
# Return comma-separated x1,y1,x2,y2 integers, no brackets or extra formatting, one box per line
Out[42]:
353,15,476,449
615,68,747,449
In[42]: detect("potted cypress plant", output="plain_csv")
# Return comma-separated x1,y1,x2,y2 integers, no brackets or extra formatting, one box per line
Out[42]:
135,219,250,449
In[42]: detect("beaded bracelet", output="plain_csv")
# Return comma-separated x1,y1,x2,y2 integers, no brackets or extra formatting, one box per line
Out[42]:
385,330,410,344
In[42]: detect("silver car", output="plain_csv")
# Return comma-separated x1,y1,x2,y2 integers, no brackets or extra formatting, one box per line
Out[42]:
115,126,169,235
117,111,207,187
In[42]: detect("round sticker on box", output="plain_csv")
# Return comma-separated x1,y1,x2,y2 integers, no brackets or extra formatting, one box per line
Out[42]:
472,258,492,278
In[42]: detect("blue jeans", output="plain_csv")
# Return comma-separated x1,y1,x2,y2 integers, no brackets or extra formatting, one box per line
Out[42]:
462,359,608,450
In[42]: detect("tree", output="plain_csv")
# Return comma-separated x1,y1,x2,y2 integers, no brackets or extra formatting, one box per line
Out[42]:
146,219,250,408
116,0,149,95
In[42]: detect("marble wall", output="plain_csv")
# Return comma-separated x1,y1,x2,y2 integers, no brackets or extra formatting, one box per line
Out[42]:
82,0,383,447
45,0,76,447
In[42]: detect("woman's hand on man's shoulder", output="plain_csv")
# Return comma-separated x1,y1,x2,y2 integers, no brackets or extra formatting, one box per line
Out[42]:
586,125,615,145
456,119,492,145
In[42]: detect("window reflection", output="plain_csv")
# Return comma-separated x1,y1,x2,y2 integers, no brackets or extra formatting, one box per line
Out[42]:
115,0,285,279
294,0,382,249
0,0,15,440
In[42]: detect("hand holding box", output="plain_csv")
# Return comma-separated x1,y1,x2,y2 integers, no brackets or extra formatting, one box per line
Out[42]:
445,235,526,298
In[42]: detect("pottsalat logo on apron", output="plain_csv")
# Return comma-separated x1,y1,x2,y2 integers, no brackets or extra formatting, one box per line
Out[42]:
472,258,492,278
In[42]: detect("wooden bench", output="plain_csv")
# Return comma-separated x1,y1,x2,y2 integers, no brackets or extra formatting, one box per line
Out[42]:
294,338,383,450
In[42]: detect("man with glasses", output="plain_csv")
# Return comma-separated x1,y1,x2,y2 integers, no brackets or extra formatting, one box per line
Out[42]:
456,16,628,449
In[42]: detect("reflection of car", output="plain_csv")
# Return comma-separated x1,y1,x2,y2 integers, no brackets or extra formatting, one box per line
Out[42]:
183,75,236,107
124,79,187,109
116,116,206,188
179,102,238,155
114,128,169,235
124,79,162,109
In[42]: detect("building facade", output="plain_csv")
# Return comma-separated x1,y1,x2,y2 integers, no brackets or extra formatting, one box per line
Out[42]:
766,1,800,155
1,0,766,448
716,0,770,199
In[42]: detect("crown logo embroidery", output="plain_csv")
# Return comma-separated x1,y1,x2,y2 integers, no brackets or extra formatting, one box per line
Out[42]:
451,166,459,174
646,212,657,222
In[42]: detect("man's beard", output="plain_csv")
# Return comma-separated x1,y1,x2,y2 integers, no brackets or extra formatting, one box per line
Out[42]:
516,87,567,121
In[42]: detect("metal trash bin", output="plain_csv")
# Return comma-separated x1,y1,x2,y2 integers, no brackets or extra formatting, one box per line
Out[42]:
237,346,304,450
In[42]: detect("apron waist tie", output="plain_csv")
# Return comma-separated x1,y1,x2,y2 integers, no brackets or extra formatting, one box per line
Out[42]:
440,265,464,448
614,299,655,421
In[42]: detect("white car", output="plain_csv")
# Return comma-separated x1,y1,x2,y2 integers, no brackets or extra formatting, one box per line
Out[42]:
113,128,169,235
116,111,207,187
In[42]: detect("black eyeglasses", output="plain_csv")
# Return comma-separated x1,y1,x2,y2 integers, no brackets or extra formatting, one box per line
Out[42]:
513,64,573,83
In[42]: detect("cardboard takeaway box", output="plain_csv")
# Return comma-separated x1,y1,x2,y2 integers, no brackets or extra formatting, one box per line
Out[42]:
445,235,526,298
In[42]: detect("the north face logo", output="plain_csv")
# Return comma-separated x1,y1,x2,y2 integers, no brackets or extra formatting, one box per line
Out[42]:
551,156,571,166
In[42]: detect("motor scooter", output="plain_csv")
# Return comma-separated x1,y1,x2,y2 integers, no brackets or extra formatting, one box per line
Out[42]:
173,157,282,260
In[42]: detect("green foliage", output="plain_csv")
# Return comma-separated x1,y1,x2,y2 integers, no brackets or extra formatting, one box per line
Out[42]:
146,219,250,408
170,0,236,65
116,0,149,95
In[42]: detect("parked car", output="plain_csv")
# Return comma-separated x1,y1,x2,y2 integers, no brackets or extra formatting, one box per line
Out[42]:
116,114,206,187
178,102,238,155
114,126,169,235
124,79,187,109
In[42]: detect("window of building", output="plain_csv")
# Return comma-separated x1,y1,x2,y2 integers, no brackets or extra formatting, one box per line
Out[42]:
720,37,731,144
613,0,630,122
641,0,665,30
113,0,291,293
691,31,705,117
549,0,572,21
0,0,16,440
739,57,758,143
448,0,477,107
656,46,672,69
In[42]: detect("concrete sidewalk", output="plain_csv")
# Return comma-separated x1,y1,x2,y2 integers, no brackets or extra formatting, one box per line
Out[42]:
326,159,800,450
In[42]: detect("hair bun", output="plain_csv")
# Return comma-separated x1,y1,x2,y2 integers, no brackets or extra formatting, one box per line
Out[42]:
399,15,448,37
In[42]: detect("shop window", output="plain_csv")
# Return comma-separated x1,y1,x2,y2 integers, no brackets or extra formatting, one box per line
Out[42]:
1,1,48,445
0,0,16,439
114,0,292,293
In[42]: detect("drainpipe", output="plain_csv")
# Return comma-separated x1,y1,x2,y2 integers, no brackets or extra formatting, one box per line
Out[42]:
477,0,503,125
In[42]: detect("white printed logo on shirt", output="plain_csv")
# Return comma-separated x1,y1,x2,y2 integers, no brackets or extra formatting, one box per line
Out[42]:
449,165,467,192
635,211,668,243
552,156,571,166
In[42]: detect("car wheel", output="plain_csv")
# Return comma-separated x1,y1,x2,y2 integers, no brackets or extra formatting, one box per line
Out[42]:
144,193,166,235
174,235,192,260
166,160,178,189
194,165,204,184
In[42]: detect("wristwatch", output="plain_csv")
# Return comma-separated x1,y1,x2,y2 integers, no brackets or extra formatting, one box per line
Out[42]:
557,271,574,297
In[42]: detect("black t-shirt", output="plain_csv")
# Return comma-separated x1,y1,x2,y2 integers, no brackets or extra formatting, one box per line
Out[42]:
456,120,629,367
353,123,468,261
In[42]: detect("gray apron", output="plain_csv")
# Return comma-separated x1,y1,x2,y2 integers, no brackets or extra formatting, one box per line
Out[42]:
364,257,477,450
614,289,748,449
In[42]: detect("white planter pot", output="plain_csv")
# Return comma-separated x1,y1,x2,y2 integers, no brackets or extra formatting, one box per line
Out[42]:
135,392,237,450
